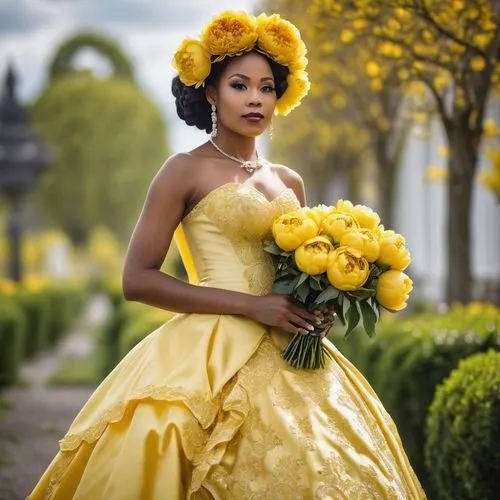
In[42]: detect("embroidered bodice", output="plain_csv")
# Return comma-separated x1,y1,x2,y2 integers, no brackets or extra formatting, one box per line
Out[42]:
181,182,301,295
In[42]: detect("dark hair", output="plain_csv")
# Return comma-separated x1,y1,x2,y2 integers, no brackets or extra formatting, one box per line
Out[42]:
171,50,289,133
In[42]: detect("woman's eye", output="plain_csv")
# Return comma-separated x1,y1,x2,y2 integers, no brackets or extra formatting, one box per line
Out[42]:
231,82,246,90
262,85,276,93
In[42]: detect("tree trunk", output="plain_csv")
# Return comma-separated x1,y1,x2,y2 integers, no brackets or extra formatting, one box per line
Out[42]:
445,119,478,304
374,135,398,229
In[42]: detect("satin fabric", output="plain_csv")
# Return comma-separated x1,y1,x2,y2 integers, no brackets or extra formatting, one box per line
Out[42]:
29,182,425,499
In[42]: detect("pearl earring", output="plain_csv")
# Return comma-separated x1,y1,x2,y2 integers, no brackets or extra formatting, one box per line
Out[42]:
268,119,274,139
211,103,217,138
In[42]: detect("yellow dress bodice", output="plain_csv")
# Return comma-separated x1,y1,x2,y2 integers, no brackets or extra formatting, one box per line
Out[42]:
178,181,301,295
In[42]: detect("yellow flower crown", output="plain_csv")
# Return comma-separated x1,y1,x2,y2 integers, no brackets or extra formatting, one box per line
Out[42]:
172,11,310,116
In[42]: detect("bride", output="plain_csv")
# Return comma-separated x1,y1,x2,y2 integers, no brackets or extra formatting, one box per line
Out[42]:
29,11,425,499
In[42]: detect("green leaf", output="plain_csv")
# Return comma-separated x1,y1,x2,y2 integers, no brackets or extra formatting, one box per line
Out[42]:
295,281,310,303
345,300,360,338
263,240,284,255
333,298,346,326
347,288,376,300
294,272,309,290
273,275,299,295
314,286,340,306
359,300,378,338
309,277,323,291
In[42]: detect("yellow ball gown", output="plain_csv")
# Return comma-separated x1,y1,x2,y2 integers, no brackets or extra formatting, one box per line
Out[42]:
29,182,426,499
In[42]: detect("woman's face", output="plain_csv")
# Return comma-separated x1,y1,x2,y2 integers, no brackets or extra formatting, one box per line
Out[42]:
208,51,277,137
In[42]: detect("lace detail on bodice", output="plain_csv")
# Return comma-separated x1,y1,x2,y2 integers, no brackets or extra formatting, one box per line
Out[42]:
182,182,301,295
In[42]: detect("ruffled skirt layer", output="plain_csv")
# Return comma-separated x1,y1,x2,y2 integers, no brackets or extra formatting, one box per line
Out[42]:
29,313,425,499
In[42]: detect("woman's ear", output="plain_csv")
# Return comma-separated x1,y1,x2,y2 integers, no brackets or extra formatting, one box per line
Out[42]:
205,85,217,107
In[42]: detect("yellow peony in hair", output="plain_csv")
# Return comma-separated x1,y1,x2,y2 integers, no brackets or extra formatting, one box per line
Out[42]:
275,70,311,116
172,10,310,116
201,11,258,62
256,13,307,67
172,38,211,88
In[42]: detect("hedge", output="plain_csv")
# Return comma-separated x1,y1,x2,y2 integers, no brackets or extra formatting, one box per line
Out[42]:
0,294,27,388
425,350,500,499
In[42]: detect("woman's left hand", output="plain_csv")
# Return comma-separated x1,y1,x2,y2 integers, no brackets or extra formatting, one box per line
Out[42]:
313,306,337,338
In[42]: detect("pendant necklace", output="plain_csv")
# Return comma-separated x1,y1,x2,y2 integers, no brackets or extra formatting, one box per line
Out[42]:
209,138,263,174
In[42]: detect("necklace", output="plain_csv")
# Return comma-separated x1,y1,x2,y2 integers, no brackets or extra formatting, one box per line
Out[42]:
209,138,263,174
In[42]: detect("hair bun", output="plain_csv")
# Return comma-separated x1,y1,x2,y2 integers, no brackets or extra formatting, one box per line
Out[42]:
171,76,211,132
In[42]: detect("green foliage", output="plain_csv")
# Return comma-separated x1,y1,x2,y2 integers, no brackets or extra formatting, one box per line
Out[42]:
48,31,134,81
44,285,85,345
425,350,500,500
0,295,27,387
15,290,51,357
118,312,169,360
31,32,168,245
332,303,500,489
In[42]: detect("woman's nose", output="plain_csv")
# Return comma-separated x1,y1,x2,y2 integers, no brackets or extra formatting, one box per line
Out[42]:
247,87,262,106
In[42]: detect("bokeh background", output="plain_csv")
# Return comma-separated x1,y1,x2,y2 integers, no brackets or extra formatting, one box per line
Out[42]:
1,1,499,499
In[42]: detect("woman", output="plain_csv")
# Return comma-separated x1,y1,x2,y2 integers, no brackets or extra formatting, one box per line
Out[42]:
29,11,425,500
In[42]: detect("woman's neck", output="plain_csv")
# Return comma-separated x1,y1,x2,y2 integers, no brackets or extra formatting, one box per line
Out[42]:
210,128,257,161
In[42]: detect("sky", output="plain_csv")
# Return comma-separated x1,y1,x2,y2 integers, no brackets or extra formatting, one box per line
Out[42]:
0,0,260,155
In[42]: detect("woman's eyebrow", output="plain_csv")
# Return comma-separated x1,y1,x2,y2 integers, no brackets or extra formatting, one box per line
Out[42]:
228,73,274,82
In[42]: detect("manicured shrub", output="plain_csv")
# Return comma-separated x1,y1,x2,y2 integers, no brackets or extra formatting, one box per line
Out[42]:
118,307,175,359
425,350,500,499
0,294,27,387
15,290,50,357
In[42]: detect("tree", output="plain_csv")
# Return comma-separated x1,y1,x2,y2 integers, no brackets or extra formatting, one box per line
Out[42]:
261,0,410,227
31,32,168,245
310,0,500,303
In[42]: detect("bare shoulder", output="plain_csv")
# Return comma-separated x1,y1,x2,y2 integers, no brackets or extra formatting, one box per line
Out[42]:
271,163,307,206
153,152,196,186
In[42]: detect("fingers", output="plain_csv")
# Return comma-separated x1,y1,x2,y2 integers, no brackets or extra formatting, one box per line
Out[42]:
288,313,318,333
290,303,320,325
283,321,310,335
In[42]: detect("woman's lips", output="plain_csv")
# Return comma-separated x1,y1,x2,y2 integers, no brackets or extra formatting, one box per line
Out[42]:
242,113,264,122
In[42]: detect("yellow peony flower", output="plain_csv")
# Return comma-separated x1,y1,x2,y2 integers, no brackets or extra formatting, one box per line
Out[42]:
320,211,360,244
335,199,354,215
172,38,211,87
275,70,310,116
327,246,370,291
340,228,380,262
376,270,413,311
256,13,306,66
377,232,412,271
201,11,258,60
294,236,334,275
351,204,381,230
373,224,385,240
272,211,319,251
300,204,333,226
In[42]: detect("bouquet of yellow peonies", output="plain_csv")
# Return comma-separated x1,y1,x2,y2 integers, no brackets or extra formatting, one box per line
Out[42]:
263,199,413,370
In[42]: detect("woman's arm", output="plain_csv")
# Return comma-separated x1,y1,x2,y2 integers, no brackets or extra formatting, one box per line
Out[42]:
122,156,320,334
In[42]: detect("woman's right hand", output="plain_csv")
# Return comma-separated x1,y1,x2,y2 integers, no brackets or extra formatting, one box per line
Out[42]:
245,293,321,335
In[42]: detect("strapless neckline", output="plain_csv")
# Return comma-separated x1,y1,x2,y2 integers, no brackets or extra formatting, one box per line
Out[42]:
182,182,297,224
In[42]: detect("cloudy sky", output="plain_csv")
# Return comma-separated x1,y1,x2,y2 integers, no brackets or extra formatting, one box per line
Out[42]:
0,0,260,154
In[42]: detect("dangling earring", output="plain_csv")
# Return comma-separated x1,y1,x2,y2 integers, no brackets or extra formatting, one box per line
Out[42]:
211,103,218,138
268,119,274,139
